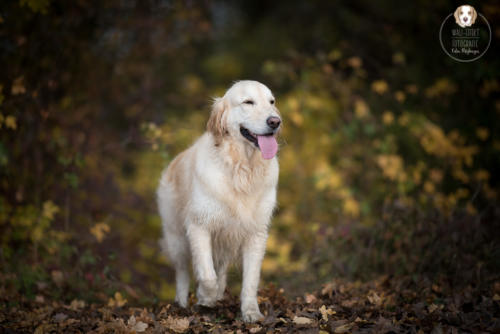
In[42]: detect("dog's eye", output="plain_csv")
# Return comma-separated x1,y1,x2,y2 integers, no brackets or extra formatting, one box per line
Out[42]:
243,100,254,105
270,100,275,105
460,11,463,14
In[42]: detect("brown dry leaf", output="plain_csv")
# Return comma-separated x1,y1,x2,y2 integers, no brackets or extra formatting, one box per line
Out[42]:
321,282,336,297
67,299,86,310
305,293,317,304
127,315,148,332
53,313,68,323
51,270,64,287
11,77,26,95
333,323,352,333
367,291,382,306
249,326,262,333
428,303,439,313
293,316,313,326
162,316,190,333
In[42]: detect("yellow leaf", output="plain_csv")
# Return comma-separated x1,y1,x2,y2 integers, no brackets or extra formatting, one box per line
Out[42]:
67,299,85,310
319,305,336,322
343,198,360,218
423,181,435,194
474,169,490,181
392,52,406,65
382,111,394,125
354,99,369,119
11,77,26,95
42,201,59,220
476,127,489,141
394,90,406,102
429,169,443,183
108,292,127,307
90,222,110,242
289,110,304,126
371,80,389,94
346,56,362,68
425,78,456,98
4,116,17,130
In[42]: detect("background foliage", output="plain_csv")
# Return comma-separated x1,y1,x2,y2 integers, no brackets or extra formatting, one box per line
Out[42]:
1,0,499,306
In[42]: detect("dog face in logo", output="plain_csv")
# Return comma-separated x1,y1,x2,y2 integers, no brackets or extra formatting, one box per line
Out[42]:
454,5,477,28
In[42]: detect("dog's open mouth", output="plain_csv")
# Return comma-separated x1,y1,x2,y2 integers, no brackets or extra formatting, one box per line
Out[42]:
240,126,278,160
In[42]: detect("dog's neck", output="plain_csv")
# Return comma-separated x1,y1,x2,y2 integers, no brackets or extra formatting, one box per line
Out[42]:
217,137,268,194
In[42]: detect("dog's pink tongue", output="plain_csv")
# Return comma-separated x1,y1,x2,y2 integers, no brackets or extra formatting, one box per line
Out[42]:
257,135,278,160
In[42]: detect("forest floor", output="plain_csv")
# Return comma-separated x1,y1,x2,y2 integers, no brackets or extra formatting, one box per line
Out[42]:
1,275,499,333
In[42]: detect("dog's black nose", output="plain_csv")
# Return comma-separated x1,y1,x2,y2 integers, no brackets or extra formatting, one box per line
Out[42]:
266,116,281,129
464,17,468,21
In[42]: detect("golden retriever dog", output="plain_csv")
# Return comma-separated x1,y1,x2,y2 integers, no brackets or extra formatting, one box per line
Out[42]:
454,5,477,28
157,80,281,322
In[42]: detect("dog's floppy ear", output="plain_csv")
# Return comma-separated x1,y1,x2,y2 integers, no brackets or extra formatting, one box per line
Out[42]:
454,6,461,25
207,97,228,143
471,6,478,24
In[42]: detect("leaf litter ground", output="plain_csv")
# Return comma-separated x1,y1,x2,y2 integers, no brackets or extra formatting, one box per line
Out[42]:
1,275,499,333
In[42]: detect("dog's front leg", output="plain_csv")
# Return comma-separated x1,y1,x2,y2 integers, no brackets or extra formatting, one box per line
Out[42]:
240,232,267,322
187,223,218,307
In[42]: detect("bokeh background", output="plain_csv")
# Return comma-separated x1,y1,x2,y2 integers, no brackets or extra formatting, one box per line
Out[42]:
1,0,499,305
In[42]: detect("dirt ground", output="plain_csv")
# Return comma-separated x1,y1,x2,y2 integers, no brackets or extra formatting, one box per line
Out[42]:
2,275,499,333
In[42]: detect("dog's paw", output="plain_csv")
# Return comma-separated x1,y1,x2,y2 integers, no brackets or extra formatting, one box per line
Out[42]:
174,296,188,308
196,279,218,307
241,305,264,322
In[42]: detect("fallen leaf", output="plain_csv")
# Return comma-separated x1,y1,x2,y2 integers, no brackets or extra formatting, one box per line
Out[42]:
128,315,148,332
67,299,86,310
53,313,68,323
319,305,336,322
51,270,64,287
428,303,439,313
367,291,382,306
321,282,336,297
162,316,190,333
249,326,262,333
334,323,352,333
293,316,313,326
11,77,26,95
305,293,317,304
108,292,127,307
90,223,110,243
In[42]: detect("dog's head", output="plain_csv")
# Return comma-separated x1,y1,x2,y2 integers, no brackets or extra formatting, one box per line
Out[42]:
454,5,477,28
207,80,281,160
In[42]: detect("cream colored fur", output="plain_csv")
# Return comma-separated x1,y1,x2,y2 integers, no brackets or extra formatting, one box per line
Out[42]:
157,81,280,322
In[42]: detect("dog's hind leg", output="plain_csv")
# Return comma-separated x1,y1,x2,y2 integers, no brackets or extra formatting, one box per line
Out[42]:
215,258,229,301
